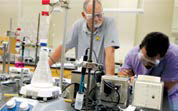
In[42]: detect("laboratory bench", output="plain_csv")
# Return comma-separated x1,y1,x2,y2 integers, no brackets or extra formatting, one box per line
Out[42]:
0,60,76,79
0,89,170,111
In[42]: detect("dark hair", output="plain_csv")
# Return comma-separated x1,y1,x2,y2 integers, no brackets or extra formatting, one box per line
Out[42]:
139,32,170,57
83,0,102,11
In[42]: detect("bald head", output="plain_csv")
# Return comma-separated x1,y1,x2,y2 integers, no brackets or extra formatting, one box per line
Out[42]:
83,0,102,12
82,0,104,31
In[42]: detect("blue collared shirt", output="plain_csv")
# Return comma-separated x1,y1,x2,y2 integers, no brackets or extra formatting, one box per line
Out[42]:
65,16,119,65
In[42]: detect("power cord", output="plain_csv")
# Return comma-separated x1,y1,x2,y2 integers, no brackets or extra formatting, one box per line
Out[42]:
62,83,80,93
101,80,121,106
86,48,99,63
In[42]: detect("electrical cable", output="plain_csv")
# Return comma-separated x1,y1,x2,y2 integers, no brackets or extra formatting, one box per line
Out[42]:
62,83,79,93
115,87,120,105
62,83,75,92
101,80,121,106
78,49,88,93
92,49,98,63
81,80,120,110
86,48,99,63
69,80,121,111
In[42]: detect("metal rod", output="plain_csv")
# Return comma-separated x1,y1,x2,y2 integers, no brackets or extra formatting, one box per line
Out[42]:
88,0,95,62
35,13,41,68
2,44,7,74
10,18,12,31
7,38,11,74
59,7,68,92
21,37,25,62
7,18,13,74
86,0,96,110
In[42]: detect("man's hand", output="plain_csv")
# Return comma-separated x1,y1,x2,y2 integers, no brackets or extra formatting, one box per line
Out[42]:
118,68,134,85
118,68,134,77
48,45,66,66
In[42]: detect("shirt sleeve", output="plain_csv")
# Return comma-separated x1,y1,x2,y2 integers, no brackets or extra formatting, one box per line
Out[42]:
65,21,79,50
104,17,120,49
161,54,178,82
118,51,133,72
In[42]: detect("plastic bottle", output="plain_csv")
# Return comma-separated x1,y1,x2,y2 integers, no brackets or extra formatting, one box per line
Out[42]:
74,92,84,110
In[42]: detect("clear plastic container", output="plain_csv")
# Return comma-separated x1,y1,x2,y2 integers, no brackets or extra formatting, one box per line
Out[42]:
74,92,84,110
31,49,53,88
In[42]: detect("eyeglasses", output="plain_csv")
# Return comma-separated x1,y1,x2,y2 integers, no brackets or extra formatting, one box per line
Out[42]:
138,51,160,66
84,12,103,19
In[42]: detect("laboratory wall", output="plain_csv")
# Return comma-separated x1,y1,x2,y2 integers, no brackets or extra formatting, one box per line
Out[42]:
0,0,176,63
135,0,174,45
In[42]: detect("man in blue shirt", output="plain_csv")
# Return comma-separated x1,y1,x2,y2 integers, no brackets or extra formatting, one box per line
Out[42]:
49,0,119,75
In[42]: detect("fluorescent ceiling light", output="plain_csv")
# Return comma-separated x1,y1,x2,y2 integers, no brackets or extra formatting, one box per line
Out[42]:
103,0,144,14
103,8,144,14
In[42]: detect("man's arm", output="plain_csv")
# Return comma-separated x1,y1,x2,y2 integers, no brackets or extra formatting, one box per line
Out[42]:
164,81,178,90
117,49,134,76
104,46,115,75
48,45,62,66
160,51,178,90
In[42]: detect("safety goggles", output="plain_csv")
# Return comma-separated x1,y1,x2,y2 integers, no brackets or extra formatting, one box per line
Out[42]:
84,12,103,19
138,51,160,66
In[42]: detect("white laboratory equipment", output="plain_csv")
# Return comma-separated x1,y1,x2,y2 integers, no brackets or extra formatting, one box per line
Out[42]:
20,49,60,100
100,75,129,107
6,99,16,110
0,97,70,111
0,49,70,111
132,75,164,110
